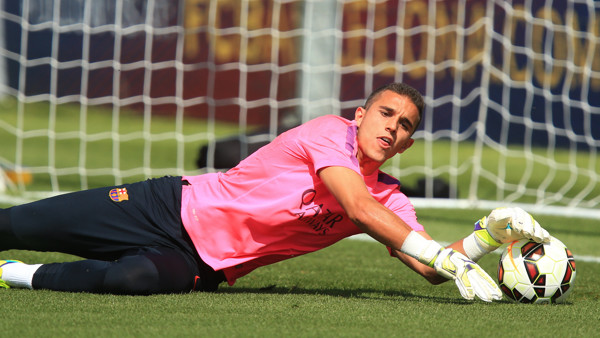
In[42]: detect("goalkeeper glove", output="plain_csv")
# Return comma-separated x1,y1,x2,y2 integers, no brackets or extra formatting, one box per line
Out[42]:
431,247,502,302
484,207,550,243
463,207,551,261
401,231,502,302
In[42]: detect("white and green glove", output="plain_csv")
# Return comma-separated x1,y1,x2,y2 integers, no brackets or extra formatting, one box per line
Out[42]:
401,231,502,302
484,207,550,243
463,207,551,261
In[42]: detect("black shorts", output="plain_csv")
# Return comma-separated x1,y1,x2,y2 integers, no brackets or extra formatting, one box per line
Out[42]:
3,176,224,292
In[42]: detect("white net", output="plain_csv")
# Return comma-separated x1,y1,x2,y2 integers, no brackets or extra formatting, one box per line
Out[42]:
0,0,599,218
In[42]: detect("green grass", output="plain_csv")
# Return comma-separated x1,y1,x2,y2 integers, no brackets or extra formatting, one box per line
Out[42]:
1,209,599,337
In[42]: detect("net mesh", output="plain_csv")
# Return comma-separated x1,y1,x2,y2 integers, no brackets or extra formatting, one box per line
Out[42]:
0,0,599,218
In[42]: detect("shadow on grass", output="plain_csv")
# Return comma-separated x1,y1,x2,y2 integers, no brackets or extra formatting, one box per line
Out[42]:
217,285,485,305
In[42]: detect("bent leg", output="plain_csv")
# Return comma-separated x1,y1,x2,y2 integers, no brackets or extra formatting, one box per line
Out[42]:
3,187,148,257
2,177,186,259
32,247,202,294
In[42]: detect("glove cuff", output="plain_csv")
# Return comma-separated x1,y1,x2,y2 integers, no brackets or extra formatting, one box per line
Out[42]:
463,218,502,262
474,217,503,247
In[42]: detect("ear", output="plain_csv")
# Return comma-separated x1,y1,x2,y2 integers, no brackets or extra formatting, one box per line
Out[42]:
355,106,366,126
397,138,414,154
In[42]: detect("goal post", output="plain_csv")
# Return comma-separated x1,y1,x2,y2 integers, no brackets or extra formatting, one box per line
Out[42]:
0,0,599,219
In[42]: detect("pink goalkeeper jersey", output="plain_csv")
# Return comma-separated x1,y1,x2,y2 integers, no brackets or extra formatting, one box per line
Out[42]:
180,115,424,285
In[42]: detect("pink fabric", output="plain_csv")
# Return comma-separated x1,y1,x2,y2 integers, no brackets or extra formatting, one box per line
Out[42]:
181,115,424,284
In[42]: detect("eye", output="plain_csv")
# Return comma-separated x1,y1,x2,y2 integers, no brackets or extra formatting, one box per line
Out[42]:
399,119,412,132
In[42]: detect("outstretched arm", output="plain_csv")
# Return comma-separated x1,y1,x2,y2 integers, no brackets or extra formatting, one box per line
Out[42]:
318,166,502,301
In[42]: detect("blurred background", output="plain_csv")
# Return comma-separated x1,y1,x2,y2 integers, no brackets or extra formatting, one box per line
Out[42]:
0,0,598,219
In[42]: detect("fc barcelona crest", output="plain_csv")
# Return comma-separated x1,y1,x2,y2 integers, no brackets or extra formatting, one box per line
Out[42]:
109,188,129,202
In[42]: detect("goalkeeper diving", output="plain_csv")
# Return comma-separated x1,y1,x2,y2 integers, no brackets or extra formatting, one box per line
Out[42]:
1,83,550,301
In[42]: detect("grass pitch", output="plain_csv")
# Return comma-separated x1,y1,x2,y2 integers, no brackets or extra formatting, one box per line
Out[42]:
1,209,599,337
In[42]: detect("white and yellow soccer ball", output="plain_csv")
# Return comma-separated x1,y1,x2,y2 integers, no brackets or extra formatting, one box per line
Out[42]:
497,237,576,304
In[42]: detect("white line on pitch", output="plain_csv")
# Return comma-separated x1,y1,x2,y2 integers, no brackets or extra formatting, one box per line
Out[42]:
348,233,600,264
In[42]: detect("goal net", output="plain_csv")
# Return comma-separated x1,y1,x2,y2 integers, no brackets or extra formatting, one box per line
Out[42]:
0,0,599,218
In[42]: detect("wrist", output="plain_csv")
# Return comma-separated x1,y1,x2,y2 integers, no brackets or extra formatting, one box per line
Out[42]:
463,219,502,261
474,217,503,247
400,231,444,267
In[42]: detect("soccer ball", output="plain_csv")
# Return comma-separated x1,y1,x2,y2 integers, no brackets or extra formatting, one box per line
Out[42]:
497,237,576,304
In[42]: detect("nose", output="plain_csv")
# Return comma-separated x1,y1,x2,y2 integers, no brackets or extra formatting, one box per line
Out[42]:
385,118,398,132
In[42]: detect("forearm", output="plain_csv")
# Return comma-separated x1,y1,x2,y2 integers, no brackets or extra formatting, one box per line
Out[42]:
348,196,413,251
318,166,417,251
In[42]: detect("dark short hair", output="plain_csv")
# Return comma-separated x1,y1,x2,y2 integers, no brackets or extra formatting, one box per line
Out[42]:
363,83,424,132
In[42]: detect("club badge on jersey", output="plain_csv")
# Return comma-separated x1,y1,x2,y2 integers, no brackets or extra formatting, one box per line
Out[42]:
109,188,129,202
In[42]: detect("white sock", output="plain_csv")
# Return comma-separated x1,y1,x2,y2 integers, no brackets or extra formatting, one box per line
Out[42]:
1,262,43,289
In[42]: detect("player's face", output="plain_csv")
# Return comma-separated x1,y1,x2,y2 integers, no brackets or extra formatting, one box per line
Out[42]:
354,90,419,173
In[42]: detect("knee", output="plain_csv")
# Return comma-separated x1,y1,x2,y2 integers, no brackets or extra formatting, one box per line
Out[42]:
103,257,161,295
104,254,196,294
